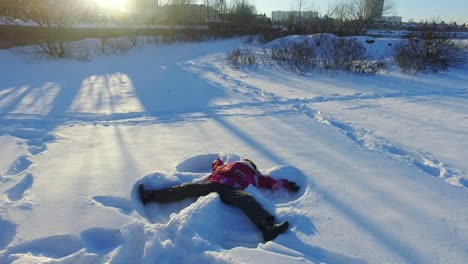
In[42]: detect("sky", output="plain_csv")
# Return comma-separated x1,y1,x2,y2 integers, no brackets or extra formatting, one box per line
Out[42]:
252,0,468,23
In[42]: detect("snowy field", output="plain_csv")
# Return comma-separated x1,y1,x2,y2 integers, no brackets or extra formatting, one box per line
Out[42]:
1,36,468,264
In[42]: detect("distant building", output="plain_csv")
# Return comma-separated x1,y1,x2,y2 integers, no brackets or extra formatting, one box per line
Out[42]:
364,0,384,19
302,11,319,20
272,10,318,23
272,11,293,22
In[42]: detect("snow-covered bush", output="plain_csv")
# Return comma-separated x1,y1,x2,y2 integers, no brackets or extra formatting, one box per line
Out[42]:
68,41,96,61
394,34,466,74
263,34,373,75
348,60,386,74
392,39,426,74
269,39,317,74
319,37,368,73
226,47,258,68
106,38,134,54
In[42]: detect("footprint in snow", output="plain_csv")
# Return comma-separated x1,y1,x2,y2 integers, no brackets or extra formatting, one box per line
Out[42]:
80,227,120,254
4,155,32,176
28,144,46,156
26,134,58,156
5,173,33,202
0,216,16,250
459,178,468,188
2,129,58,156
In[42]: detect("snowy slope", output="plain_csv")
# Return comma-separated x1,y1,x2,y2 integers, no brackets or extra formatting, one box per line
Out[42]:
1,37,468,264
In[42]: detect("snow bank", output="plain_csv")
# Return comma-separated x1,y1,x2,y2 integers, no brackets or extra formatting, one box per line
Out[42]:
265,33,338,49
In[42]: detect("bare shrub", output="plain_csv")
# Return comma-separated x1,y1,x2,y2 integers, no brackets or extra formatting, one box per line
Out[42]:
320,38,370,73
393,39,425,74
348,60,386,74
319,37,367,73
68,41,94,61
129,34,139,47
105,38,133,55
10,0,83,58
37,31,68,57
394,32,466,74
270,39,317,74
264,36,373,75
226,47,258,68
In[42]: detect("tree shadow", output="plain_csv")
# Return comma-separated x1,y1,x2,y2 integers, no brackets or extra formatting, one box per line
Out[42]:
306,175,426,264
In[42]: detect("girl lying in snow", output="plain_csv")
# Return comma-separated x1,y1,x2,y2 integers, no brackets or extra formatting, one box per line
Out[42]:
139,158,300,242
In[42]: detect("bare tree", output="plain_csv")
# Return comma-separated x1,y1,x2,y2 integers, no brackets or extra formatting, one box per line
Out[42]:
296,0,307,18
8,0,84,57
331,0,394,35
212,0,227,21
0,0,25,23
163,0,196,25
16,0,83,27
225,0,257,25
227,0,257,15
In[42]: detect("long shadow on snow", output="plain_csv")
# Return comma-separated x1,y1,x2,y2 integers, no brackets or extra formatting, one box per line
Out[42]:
306,174,427,264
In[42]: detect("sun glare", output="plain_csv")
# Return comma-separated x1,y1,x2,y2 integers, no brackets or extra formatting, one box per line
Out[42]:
96,0,126,12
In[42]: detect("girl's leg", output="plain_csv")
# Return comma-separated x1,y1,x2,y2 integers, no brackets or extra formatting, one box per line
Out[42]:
217,187,289,242
145,182,219,203
217,187,274,226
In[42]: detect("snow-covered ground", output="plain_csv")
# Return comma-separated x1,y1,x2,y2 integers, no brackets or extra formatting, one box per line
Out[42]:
1,36,468,264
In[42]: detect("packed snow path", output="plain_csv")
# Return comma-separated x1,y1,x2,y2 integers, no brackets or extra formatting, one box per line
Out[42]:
1,38,468,263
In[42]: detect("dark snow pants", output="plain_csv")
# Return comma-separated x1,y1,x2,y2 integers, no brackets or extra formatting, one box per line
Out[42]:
146,182,274,226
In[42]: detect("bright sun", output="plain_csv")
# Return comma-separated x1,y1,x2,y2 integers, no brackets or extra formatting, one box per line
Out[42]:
96,0,126,12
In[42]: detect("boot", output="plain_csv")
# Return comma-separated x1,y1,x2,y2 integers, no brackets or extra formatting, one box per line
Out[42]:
259,217,289,242
139,183,149,205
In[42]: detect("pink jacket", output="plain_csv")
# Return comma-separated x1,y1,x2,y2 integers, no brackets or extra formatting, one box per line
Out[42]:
207,159,287,190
